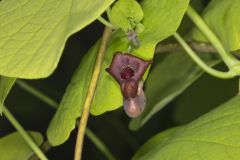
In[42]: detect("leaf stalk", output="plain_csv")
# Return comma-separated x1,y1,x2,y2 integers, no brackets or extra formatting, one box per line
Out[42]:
97,16,113,28
186,5,240,76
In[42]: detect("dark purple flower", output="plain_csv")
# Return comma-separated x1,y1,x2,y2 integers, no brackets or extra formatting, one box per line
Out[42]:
106,52,152,118
106,52,152,98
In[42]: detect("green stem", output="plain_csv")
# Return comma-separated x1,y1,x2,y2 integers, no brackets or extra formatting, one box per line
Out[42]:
16,80,117,160
173,32,234,79
97,16,113,28
106,7,111,20
3,106,48,160
85,128,116,160
186,5,240,75
16,80,58,109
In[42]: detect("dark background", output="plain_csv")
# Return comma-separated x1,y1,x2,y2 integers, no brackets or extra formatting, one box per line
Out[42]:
0,0,238,159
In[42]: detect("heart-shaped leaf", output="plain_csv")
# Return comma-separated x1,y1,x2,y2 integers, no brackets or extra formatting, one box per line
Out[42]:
0,0,114,78
133,95,240,160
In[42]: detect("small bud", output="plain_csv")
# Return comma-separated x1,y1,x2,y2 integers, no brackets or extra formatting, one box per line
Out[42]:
127,30,139,48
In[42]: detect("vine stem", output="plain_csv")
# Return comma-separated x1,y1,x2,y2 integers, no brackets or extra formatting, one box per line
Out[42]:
3,106,48,160
16,80,117,160
74,27,112,160
186,5,240,75
173,32,234,79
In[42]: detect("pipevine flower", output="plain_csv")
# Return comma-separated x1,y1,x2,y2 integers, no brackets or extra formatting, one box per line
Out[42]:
106,52,152,118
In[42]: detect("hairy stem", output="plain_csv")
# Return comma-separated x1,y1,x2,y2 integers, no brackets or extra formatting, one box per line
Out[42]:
16,80,117,160
186,5,240,75
3,106,48,160
74,27,111,160
174,32,234,79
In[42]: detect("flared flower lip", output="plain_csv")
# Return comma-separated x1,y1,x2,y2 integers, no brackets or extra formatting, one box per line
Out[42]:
106,52,153,84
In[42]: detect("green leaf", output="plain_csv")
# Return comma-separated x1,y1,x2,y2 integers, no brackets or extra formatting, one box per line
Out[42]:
173,69,238,124
47,0,190,146
132,126,180,160
191,0,240,51
47,31,127,146
109,0,143,31
0,77,15,114
0,0,114,78
134,95,240,160
130,52,220,130
0,131,43,160
134,0,190,58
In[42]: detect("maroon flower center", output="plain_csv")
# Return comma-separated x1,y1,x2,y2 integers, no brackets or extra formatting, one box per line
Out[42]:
121,79,138,98
120,67,135,79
